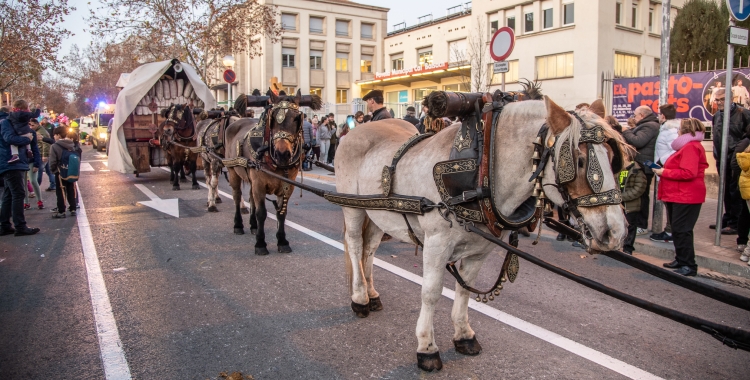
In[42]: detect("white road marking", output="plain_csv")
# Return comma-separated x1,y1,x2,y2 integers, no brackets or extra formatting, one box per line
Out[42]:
134,184,179,218
103,161,108,166
80,162,95,172
76,187,132,379
168,168,660,379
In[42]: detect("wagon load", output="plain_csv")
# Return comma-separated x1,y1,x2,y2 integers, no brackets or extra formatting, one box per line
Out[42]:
108,59,216,175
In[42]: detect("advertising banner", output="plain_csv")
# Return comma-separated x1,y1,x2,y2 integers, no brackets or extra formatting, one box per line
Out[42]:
612,69,750,123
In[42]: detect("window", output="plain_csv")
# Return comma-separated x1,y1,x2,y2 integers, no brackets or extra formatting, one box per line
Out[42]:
361,23,374,39
507,17,515,31
648,8,654,32
654,58,661,76
282,13,296,31
310,88,322,97
336,20,349,37
525,12,534,32
282,47,296,67
361,54,373,73
336,89,348,103
443,83,470,92
418,47,433,66
631,3,638,28
543,9,553,29
310,17,324,33
616,2,622,24
490,20,499,34
336,52,348,71
413,87,436,101
614,52,639,78
448,39,467,63
536,52,574,79
282,86,296,95
492,60,519,83
563,3,574,25
392,56,404,71
310,50,323,69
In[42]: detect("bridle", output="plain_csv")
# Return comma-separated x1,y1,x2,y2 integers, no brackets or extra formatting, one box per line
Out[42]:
264,100,304,169
162,104,195,142
531,112,623,243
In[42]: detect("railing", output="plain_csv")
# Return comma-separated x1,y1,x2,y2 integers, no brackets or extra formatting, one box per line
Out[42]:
309,28,323,33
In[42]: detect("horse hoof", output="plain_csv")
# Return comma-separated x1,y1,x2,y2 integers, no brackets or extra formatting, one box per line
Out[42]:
453,335,482,356
241,208,250,215
250,228,258,235
192,184,200,190
234,228,244,235
207,205,218,212
417,352,443,372
255,247,270,256
369,297,383,311
351,301,370,318
172,185,180,191
278,245,292,253
215,197,222,204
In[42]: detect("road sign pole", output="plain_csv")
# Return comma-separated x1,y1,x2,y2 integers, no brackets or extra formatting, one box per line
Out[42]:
652,0,671,236
502,73,505,92
716,17,735,246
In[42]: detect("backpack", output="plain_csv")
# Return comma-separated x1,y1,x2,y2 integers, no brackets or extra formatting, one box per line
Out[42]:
59,147,80,183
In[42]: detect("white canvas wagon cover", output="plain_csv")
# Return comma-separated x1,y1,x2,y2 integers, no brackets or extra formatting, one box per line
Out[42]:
108,60,217,174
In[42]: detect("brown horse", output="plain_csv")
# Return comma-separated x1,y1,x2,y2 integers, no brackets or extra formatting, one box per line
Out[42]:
196,111,241,212
223,90,321,255
160,103,200,190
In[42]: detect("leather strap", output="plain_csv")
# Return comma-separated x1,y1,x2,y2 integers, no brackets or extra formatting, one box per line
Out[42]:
478,93,504,237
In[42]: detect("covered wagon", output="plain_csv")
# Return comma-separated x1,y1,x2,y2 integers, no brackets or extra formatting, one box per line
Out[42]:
108,59,217,175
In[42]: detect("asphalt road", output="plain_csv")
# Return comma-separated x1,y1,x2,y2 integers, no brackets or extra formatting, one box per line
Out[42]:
1,146,749,379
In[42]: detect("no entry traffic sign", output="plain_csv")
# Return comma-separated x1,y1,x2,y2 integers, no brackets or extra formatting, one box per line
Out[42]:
223,69,236,84
490,27,515,62
728,0,750,21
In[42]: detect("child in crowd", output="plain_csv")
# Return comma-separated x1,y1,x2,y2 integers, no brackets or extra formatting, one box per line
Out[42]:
620,155,648,254
7,99,40,163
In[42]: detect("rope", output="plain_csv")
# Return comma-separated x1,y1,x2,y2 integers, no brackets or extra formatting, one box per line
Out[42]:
466,224,750,352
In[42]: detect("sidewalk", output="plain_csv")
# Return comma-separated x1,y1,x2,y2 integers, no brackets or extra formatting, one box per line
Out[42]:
297,164,750,281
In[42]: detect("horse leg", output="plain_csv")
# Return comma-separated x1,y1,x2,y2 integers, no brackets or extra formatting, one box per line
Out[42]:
276,197,292,253
190,159,200,190
172,160,181,190
180,164,187,182
247,184,257,234
229,169,244,234
362,220,385,311
451,251,492,357
343,208,376,317
415,237,454,372
252,184,269,255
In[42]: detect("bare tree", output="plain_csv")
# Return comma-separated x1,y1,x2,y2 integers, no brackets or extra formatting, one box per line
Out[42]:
90,0,282,84
451,16,491,93
0,0,75,93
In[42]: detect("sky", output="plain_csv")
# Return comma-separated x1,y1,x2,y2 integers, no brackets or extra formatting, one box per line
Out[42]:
58,0,467,59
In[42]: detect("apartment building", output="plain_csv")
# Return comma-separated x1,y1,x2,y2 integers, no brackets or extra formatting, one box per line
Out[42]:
225,0,388,105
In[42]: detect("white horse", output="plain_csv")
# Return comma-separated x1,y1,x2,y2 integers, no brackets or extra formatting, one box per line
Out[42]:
334,96,627,371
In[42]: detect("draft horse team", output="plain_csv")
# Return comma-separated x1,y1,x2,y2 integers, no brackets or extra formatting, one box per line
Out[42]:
157,85,628,371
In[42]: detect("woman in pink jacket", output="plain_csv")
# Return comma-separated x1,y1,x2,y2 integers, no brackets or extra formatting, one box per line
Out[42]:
654,118,709,277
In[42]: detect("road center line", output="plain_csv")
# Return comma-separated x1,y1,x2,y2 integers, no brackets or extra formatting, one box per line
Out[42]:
76,186,132,379
196,178,661,380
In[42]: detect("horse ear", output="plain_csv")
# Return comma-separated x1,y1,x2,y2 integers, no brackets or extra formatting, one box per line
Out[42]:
589,99,605,118
295,89,302,104
545,96,571,134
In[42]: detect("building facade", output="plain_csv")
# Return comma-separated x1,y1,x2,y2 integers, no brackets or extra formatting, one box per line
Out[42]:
220,0,388,113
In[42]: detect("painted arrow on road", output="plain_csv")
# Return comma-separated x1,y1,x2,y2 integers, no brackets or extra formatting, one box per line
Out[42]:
134,184,179,218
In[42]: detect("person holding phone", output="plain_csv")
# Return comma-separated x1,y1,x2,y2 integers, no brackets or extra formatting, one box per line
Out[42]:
655,118,708,277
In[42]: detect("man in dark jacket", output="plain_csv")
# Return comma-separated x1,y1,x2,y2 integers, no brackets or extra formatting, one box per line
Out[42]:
302,114,313,171
363,90,392,122
712,88,749,234
403,106,419,127
622,106,660,234
0,107,41,236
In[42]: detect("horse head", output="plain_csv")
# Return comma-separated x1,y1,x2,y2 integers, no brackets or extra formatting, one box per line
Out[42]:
541,97,630,252
265,90,306,168
160,103,194,139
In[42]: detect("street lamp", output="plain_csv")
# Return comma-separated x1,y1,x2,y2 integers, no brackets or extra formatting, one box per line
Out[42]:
222,54,235,106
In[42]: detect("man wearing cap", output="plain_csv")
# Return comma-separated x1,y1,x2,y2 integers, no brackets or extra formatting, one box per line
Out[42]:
362,90,392,122
403,106,419,127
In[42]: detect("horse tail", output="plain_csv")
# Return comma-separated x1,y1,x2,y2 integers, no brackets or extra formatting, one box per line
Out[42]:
344,214,371,296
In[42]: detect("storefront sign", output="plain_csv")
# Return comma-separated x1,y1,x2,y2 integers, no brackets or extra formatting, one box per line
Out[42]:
612,69,750,122
374,62,449,80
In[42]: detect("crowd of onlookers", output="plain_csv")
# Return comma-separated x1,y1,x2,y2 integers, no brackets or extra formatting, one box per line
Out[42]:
1,99,83,237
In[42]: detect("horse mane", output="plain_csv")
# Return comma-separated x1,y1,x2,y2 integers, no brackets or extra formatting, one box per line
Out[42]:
519,79,543,100
550,107,634,167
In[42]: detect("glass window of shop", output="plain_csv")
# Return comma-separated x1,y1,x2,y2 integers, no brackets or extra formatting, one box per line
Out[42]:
443,83,470,92
413,87,436,102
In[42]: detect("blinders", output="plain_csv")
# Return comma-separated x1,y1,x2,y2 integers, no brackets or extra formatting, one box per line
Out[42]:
261,99,304,169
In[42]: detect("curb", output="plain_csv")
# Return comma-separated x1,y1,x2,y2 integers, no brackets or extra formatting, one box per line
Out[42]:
633,240,750,280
